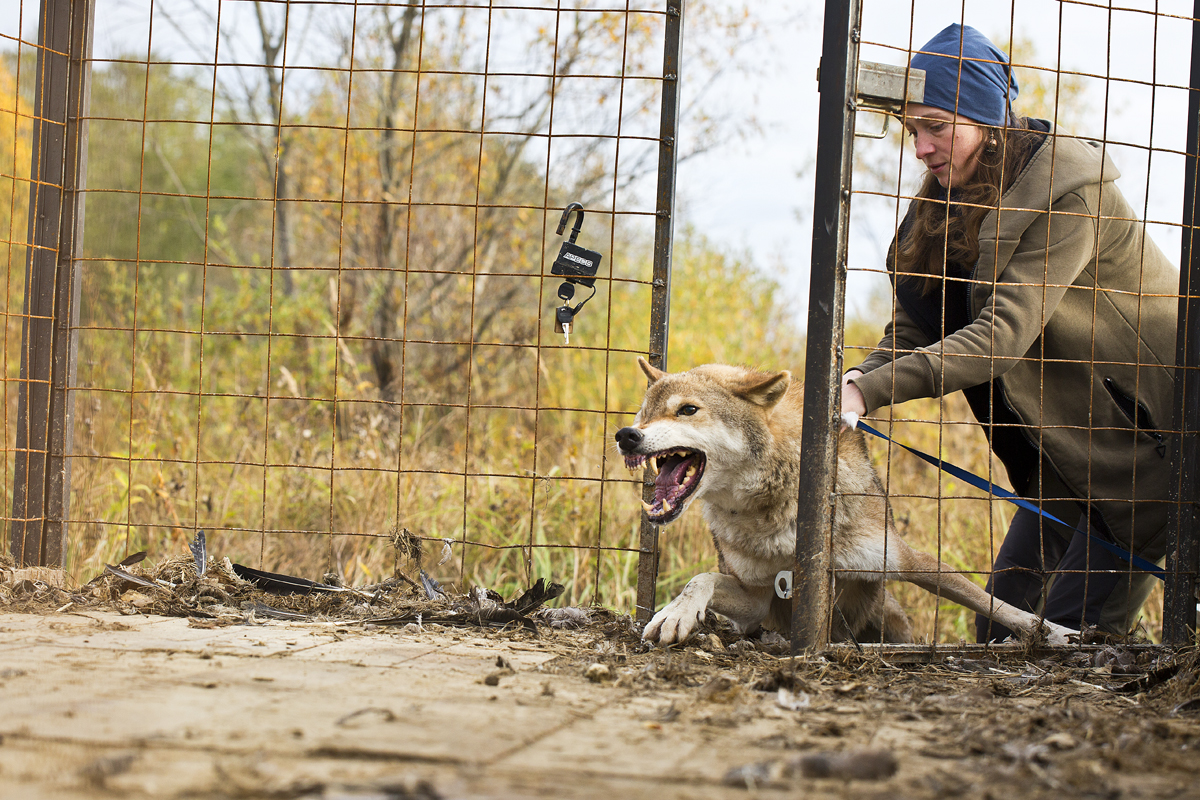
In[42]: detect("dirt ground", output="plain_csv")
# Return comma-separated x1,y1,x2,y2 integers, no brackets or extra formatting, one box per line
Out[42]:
2,558,1199,799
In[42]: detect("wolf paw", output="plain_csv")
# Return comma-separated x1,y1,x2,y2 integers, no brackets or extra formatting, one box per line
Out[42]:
1043,620,1075,646
643,599,705,645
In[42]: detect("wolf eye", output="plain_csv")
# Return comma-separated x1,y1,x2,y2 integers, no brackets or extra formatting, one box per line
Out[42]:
677,404,699,416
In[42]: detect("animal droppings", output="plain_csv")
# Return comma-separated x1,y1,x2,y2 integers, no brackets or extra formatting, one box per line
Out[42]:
794,749,898,781
585,663,611,682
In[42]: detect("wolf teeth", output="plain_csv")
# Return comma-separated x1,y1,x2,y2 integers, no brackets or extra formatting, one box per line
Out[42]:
660,499,674,514
641,500,656,514
653,449,693,471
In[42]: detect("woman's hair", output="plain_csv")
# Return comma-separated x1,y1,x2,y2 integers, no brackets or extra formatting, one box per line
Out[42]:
895,118,1042,294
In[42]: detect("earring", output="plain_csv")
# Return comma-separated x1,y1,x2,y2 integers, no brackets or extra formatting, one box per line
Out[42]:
986,136,999,153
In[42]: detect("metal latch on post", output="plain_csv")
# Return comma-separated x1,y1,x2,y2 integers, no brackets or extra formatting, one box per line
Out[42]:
853,61,925,139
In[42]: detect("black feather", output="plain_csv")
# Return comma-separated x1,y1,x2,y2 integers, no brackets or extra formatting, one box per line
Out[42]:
189,531,207,577
231,563,343,595
472,606,539,632
507,578,565,615
117,551,148,568
419,570,447,601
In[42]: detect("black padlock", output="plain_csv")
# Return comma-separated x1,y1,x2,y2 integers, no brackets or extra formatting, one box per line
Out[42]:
551,203,602,288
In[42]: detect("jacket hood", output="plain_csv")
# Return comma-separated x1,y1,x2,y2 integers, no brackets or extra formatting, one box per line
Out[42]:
974,127,1121,290
1003,128,1122,210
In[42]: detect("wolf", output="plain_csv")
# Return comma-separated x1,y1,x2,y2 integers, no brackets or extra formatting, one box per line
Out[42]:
615,358,1072,646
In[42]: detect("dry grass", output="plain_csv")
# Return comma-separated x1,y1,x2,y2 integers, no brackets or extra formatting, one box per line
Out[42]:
49,261,1166,644
56,229,801,618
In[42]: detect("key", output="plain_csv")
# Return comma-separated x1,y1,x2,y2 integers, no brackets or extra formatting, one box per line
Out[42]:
554,305,575,346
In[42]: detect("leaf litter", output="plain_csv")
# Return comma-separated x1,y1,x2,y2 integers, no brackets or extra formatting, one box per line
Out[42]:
0,538,1198,798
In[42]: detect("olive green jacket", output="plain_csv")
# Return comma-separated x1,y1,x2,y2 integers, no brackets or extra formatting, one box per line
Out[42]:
852,132,1179,558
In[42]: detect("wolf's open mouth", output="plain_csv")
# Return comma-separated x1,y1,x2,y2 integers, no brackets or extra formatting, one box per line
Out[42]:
623,449,706,524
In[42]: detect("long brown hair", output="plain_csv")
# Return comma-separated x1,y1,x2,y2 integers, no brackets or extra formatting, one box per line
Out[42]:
895,118,1042,294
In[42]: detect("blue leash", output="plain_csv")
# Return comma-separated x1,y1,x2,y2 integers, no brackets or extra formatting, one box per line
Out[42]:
853,419,1165,580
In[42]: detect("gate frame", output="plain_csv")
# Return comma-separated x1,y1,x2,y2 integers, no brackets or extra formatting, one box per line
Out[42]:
634,0,685,624
1164,0,1200,645
10,0,95,567
790,0,861,653
795,0,1200,651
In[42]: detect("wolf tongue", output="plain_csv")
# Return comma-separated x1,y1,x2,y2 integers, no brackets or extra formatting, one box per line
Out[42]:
654,455,691,494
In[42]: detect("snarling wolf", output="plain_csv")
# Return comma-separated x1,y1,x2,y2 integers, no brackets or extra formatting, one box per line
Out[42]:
615,358,1071,646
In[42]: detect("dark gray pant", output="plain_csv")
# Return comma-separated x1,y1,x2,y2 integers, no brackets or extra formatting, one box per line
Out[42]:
975,501,1159,642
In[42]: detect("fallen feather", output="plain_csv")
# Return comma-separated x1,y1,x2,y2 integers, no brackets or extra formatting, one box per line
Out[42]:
231,563,345,595
245,601,312,621
117,551,148,567
534,606,590,629
507,578,565,615
419,570,447,602
189,531,208,578
104,565,164,591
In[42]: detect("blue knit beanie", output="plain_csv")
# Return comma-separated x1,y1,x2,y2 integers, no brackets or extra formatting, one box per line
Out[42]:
910,24,1019,126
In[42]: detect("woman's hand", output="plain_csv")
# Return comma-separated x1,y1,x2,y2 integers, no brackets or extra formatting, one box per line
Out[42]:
841,370,867,417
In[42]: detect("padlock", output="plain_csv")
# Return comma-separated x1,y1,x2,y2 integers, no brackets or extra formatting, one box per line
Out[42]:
552,241,602,288
551,203,602,288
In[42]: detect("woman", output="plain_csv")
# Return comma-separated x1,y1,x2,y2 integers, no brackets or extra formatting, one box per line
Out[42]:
843,24,1178,640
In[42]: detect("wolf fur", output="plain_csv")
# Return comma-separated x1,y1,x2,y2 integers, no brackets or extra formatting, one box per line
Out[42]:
615,358,1072,646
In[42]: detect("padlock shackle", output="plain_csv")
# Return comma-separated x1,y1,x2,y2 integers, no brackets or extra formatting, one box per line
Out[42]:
556,202,585,243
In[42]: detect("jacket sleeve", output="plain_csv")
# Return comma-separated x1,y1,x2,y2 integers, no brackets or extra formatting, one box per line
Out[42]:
851,302,934,380
851,190,1097,414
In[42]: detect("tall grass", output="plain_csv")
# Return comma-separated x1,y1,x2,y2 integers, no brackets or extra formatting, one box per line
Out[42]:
50,238,1166,643
57,227,803,613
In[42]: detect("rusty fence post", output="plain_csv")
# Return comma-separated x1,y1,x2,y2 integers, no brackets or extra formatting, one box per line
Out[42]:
792,0,861,654
1164,1,1200,645
634,0,685,624
10,0,95,566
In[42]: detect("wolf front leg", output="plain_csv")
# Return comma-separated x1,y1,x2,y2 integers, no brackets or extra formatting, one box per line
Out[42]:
643,572,774,644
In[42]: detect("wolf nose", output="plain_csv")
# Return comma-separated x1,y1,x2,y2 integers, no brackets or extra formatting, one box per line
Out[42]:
614,427,643,453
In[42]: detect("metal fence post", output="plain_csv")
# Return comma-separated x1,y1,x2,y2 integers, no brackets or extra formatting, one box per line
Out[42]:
635,0,685,623
10,0,95,566
792,0,861,654
1164,2,1200,644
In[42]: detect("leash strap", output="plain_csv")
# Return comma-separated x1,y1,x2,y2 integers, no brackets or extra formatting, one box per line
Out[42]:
852,418,1165,580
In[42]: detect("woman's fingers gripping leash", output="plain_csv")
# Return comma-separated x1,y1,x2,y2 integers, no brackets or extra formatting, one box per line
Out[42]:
841,370,867,423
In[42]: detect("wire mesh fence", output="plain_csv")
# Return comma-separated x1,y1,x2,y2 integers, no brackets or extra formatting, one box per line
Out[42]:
2,0,700,611
5,0,1196,649
798,0,1199,649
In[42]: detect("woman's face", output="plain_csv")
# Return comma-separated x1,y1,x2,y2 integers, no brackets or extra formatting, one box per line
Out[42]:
903,104,987,188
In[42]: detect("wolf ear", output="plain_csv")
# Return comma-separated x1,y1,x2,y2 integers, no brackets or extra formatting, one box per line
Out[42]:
637,356,667,384
737,370,790,409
